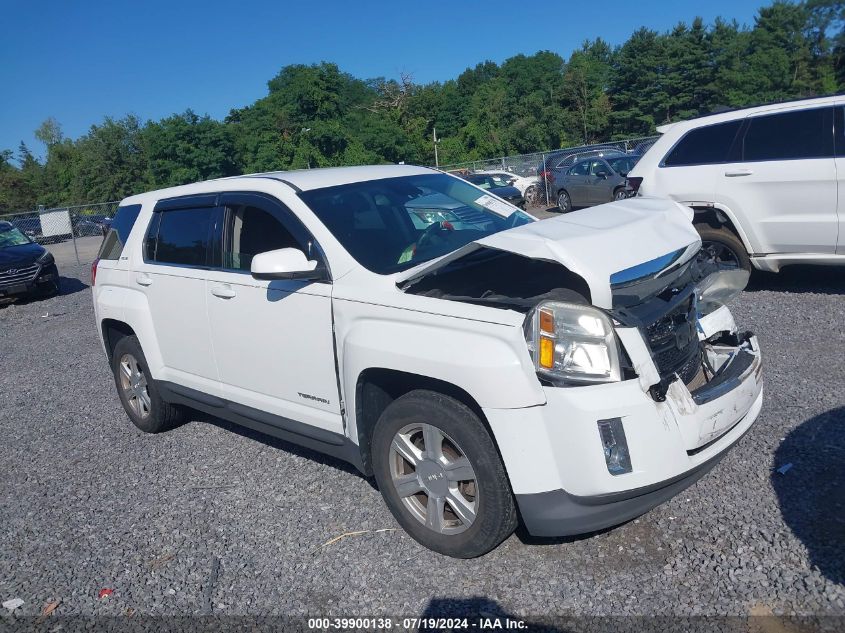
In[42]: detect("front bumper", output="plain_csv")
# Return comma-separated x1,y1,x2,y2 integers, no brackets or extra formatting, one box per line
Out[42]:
485,321,763,537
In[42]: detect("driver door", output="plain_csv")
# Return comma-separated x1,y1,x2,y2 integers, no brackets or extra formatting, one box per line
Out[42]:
204,191,343,434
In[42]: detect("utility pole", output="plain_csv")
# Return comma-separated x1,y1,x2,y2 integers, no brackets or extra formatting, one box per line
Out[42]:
433,127,440,168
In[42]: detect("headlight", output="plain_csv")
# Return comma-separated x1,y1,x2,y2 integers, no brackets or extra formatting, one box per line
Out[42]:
526,301,622,385
37,252,54,266
695,268,749,314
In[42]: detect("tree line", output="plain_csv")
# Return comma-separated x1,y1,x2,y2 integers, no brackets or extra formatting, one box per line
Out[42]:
1,0,842,213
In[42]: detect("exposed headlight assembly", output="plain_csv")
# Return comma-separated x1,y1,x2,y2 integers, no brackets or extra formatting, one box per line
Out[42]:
695,268,749,314
526,301,622,385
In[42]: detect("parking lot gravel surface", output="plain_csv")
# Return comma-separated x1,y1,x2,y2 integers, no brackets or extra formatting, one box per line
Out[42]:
1,262,843,620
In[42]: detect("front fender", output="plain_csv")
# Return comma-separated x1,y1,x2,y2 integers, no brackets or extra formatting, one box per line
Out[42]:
335,301,546,439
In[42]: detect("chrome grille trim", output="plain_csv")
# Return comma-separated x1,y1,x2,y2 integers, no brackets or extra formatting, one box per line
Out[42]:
0,263,40,287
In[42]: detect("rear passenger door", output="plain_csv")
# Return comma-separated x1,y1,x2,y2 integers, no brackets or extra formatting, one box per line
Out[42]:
716,106,837,255
204,192,343,434
135,195,220,393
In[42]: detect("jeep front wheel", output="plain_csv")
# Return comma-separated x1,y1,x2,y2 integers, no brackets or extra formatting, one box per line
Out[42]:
695,224,752,272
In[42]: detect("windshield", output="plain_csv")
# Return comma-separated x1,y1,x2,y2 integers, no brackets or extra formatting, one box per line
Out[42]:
299,173,533,274
0,227,31,248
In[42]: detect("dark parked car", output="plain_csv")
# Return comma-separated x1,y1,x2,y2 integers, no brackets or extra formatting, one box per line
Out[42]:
462,174,525,208
0,221,60,299
74,214,113,237
546,154,642,212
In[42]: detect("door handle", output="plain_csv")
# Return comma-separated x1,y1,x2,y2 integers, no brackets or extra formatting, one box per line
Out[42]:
210,285,236,299
135,274,153,287
724,169,753,177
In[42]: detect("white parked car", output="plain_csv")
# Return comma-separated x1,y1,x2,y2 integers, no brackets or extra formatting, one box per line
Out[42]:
628,95,844,272
475,169,539,200
92,165,763,558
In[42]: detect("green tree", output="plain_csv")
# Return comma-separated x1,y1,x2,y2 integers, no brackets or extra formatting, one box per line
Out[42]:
142,111,237,187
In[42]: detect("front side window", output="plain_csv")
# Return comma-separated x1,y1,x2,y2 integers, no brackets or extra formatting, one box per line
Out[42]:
149,207,212,267
837,106,845,157
569,161,590,176
589,160,608,176
743,107,834,162
98,204,141,260
223,204,303,272
0,226,31,248
299,173,533,275
663,120,743,167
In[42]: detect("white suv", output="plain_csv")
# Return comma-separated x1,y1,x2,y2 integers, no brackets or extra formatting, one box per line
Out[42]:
628,95,844,272
92,165,763,557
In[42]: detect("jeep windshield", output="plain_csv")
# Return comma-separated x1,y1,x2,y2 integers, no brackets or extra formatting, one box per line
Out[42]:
299,173,533,274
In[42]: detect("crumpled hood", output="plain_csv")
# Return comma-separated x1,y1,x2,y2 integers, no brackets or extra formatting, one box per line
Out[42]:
397,197,701,309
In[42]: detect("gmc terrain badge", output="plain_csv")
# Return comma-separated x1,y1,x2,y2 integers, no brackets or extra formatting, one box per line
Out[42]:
297,392,330,405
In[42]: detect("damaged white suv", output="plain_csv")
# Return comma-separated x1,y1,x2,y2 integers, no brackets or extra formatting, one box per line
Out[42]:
92,165,763,558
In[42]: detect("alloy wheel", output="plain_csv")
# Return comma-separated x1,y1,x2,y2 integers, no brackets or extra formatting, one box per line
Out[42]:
557,191,571,212
119,353,151,419
389,423,478,535
701,240,740,268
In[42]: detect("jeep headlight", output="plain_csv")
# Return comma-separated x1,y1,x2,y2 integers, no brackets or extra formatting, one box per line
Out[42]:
526,301,622,385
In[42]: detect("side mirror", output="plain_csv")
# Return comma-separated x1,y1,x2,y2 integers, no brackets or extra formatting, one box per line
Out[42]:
596,171,609,179
251,248,323,281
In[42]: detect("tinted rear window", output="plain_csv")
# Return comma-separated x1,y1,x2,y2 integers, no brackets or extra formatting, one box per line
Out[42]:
837,106,845,157
147,208,212,267
663,120,743,167
743,107,834,161
98,204,141,260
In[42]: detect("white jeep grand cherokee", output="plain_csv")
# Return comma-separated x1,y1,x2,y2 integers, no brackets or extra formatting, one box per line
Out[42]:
92,165,763,558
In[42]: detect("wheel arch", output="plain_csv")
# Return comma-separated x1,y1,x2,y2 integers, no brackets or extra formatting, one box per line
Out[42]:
690,205,755,255
353,368,497,477
101,319,136,363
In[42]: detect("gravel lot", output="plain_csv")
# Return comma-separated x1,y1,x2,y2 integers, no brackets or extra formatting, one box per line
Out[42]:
0,260,843,622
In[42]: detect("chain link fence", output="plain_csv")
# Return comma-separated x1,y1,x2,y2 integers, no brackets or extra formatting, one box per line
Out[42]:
1,202,119,267
437,136,659,208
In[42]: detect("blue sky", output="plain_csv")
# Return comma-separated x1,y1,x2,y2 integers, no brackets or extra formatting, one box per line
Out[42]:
0,0,768,158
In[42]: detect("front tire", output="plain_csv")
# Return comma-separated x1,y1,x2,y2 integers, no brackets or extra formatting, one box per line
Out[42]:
371,390,517,558
111,335,183,433
695,224,752,272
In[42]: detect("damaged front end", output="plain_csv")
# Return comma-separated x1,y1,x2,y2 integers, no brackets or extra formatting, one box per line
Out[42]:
400,236,761,452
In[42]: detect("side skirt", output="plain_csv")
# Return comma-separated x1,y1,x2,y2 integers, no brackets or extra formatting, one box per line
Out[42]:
157,381,366,473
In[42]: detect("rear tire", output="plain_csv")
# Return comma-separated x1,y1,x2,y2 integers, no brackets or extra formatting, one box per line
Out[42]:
557,190,572,213
695,224,752,272
111,335,183,433
371,390,517,558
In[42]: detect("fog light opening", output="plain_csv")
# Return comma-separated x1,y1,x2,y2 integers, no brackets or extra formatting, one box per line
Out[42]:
597,418,633,476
